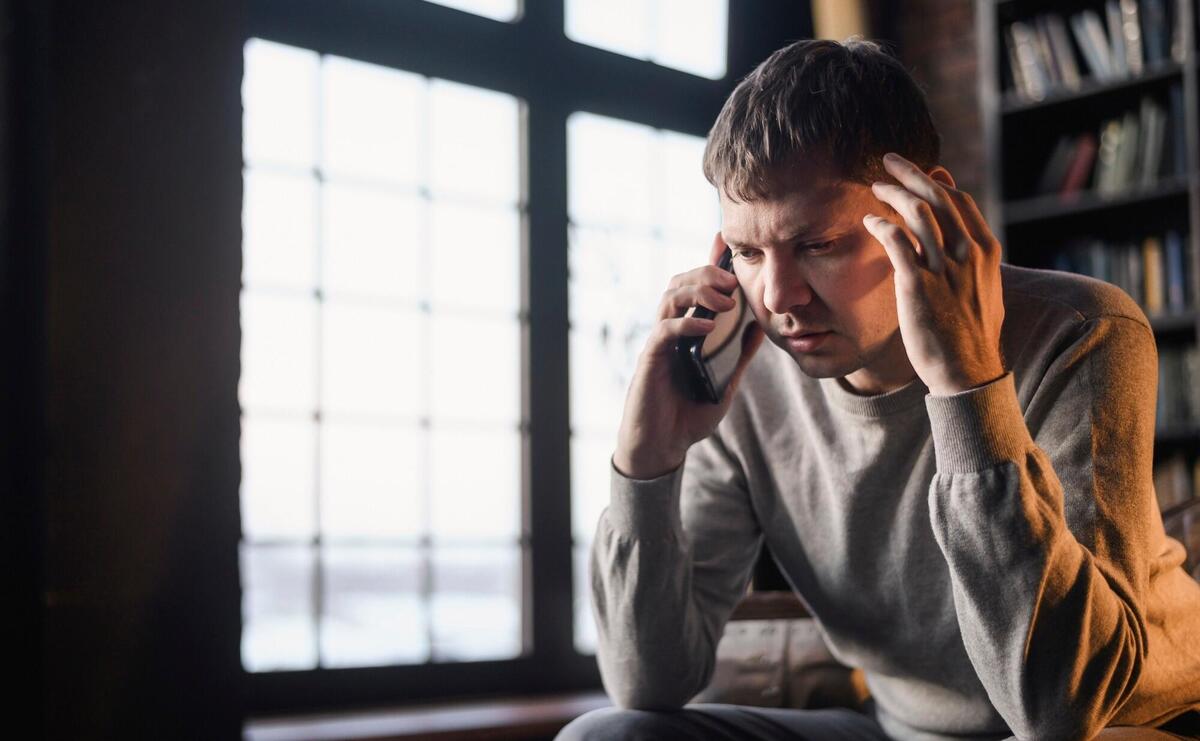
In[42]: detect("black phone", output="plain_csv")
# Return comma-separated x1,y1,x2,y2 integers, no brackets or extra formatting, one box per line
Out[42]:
674,246,741,404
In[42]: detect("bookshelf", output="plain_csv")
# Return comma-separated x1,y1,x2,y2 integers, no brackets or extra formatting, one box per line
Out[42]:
977,0,1200,578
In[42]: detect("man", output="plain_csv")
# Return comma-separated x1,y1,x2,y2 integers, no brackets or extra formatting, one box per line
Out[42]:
557,38,1200,740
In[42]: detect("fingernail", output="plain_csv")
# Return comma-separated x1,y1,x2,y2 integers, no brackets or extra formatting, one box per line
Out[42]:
884,152,900,162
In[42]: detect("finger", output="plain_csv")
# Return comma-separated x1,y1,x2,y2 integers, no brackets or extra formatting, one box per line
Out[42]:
658,283,738,320
721,322,766,404
870,181,946,272
863,213,922,285
644,315,716,360
880,153,973,263
667,264,739,293
943,188,1000,261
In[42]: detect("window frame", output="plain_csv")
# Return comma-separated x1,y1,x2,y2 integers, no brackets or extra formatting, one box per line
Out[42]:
243,0,813,715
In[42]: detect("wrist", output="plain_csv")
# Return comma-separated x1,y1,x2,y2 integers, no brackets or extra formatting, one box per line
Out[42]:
612,445,685,481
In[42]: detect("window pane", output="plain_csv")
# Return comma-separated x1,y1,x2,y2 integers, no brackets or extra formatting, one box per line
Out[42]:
565,0,728,80
429,79,520,205
661,130,720,237
241,544,318,671
654,0,728,80
573,541,597,654
321,422,423,538
430,545,521,661
429,202,520,314
322,183,423,301
240,415,317,540
567,225,659,326
423,0,520,22
243,39,318,168
242,169,318,291
429,427,521,541
322,302,423,418
568,322,635,435
322,56,424,185
567,113,655,229
239,292,317,413
321,545,427,667
429,313,520,425
570,434,613,540
565,0,653,61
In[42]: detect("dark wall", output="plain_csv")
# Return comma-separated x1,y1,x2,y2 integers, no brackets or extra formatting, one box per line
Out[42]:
35,0,246,737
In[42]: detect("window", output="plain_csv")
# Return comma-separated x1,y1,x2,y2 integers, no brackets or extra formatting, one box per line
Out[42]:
566,113,718,652
240,38,525,671
565,0,729,79
241,0,811,713
423,0,521,22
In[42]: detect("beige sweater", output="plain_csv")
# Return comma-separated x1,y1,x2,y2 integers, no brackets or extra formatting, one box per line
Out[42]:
590,264,1200,740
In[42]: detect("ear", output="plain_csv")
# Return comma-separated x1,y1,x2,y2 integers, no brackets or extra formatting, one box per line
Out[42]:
928,165,957,190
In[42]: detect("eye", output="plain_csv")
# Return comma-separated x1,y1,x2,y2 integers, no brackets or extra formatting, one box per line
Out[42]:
803,240,838,254
732,249,761,263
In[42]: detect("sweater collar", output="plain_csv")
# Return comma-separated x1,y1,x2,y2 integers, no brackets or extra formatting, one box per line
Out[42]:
817,372,929,417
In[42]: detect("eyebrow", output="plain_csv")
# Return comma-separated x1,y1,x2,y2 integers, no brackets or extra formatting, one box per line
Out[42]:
724,228,843,250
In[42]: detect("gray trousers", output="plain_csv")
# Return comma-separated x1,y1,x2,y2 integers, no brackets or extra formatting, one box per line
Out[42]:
555,703,1198,741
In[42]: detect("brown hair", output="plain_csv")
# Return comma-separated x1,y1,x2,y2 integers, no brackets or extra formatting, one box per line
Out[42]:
702,36,941,202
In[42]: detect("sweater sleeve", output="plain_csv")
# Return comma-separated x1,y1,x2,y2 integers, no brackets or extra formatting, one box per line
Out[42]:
590,425,764,709
924,315,1163,740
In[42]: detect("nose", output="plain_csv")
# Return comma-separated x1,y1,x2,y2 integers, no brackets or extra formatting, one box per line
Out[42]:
761,253,814,315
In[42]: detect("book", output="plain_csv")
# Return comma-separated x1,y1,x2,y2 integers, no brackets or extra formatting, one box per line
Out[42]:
1044,14,1082,90
1004,24,1030,97
1170,0,1187,63
1035,134,1078,195
1119,0,1144,74
1095,117,1124,194
1060,132,1099,196
1010,20,1049,99
1167,83,1186,176
1112,109,1140,190
1071,10,1115,80
1143,234,1165,313
1106,0,1129,76
1137,95,1167,187
1141,0,1169,64
1164,229,1187,312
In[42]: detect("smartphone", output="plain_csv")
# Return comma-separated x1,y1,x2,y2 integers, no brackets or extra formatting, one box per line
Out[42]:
674,246,747,403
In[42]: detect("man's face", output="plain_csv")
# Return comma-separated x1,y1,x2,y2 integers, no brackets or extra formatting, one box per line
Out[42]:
719,169,916,395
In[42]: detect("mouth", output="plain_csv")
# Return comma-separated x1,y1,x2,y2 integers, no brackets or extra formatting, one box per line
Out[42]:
783,330,832,352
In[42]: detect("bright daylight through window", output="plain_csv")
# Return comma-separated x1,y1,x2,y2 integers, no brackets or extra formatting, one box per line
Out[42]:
240,38,524,671
565,0,728,79
567,112,720,652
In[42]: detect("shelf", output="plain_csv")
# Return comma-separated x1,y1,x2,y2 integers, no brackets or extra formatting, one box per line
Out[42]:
1002,175,1192,226
1149,310,1200,334
1156,426,1200,448
1161,496,1200,522
1001,61,1185,116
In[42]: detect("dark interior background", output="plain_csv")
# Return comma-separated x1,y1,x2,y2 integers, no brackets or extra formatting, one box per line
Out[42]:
0,0,1045,738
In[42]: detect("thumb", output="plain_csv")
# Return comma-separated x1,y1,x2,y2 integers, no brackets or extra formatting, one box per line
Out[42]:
720,322,766,405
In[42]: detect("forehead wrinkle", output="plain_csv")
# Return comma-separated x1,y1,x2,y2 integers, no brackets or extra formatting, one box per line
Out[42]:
722,183,857,249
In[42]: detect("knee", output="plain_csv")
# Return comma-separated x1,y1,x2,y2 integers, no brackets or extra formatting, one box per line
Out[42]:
555,706,681,741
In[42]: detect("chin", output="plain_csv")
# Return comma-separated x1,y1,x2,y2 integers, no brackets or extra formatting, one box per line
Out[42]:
769,334,861,379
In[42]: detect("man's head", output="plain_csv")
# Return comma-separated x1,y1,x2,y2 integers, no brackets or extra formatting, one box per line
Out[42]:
703,37,954,394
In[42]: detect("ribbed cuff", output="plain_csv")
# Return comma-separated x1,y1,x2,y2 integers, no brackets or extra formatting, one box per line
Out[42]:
924,372,1033,473
607,454,685,536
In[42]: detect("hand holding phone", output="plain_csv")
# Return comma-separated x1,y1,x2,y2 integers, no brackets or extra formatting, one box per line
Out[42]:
674,246,746,403
612,234,765,480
